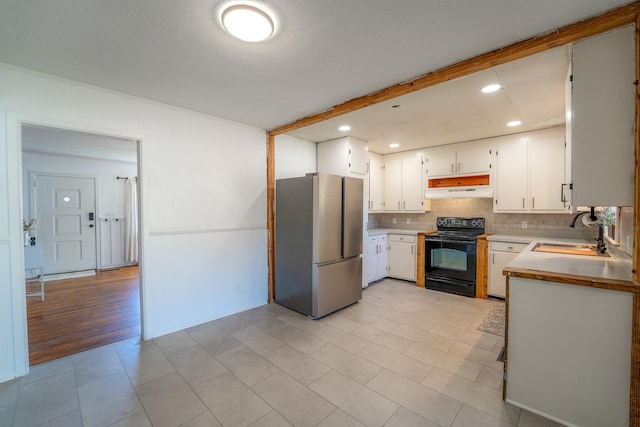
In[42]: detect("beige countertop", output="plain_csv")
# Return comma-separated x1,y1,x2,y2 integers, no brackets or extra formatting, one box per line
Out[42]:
504,239,636,293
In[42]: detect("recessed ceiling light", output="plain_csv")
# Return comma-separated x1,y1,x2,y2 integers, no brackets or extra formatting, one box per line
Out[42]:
481,83,502,93
507,120,522,127
338,125,351,132
221,4,275,42
389,143,400,148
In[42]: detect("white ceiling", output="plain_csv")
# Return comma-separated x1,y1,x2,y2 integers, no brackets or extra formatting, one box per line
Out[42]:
289,46,571,153
22,125,138,163
0,0,631,144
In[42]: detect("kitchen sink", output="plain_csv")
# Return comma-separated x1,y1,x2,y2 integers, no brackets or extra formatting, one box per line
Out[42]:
531,242,610,257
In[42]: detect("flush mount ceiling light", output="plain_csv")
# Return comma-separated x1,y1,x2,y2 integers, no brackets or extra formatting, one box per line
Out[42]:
389,143,400,148
338,125,351,132
221,4,275,42
481,83,502,93
507,120,522,127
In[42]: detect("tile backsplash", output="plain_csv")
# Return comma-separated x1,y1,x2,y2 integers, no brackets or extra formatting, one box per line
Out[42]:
368,199,634,256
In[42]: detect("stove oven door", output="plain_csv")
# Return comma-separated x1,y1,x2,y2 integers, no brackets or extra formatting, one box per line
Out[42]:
425,237,476,283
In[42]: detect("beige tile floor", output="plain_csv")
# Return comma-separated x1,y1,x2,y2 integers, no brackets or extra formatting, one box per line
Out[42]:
0,279,563,427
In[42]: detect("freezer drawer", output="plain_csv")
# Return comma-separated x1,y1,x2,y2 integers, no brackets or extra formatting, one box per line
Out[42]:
313,257,362,318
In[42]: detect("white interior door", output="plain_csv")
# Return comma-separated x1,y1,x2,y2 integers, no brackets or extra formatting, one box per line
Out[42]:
34,174,97,274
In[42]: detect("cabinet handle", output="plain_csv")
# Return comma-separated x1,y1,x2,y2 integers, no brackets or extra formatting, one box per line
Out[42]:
522,198,525,209
492,253,495,264
532,197,535,208
398,201,401,209
451,163,454,173
411,245,414,255
561,183,569,204
458,162,461,173
403,201,406,209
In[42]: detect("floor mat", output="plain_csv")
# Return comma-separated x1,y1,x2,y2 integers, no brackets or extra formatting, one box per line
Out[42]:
477,304,505,336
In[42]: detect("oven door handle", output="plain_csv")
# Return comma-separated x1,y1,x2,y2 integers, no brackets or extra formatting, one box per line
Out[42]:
425,237,475,244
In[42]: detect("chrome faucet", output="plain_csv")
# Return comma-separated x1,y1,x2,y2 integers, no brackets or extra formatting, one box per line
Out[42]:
569,207,607,254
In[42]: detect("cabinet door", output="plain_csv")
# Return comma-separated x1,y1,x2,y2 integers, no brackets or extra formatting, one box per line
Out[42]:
388,240,416,281
369,152,385,211
426,150,456,177
349,138,369,174
495,141,528,211
401,155,424,211
377,235,388,280
364,238,378,283
529,137,566,211
384,158,402,211
488,250,519,297
457,146,492,175
571,25,635,207
317,138,349,176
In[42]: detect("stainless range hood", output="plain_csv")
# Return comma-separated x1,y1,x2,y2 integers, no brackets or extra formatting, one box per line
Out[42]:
424,186,494,199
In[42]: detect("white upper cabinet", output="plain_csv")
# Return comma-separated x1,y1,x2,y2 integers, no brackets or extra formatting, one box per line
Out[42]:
495,127,567,213
425,150,456,176
368,152,385,212
317,136,369,176
570,25,635,207
426,146,492,177
455,146,492,176
384,151,425,212
384,157,403,211
495,141,528,211
529,137,566,212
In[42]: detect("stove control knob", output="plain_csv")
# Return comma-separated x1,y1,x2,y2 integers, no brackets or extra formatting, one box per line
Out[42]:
437,218,446,227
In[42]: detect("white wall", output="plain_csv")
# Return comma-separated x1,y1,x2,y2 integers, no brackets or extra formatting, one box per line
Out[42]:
0,64,268,381
275,134,316,179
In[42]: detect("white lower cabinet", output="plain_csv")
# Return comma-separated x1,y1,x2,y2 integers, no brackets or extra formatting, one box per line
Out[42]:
387,234,416,281
365,234,388,283
488,241,528,297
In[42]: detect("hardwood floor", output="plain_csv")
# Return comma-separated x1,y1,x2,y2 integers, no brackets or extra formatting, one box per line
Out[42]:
26,266,140,366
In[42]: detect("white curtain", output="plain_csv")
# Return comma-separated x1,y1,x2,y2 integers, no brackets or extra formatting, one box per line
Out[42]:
125,177,139,263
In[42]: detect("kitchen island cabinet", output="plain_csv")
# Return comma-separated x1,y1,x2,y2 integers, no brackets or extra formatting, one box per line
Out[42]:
503,244,638,426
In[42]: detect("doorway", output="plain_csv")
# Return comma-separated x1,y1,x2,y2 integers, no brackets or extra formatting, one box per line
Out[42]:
21,123,142,365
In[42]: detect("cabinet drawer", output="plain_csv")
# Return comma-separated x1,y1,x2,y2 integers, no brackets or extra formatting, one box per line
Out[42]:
490,241,528,253
389,234,416,243
367,235,378,244
378,235,387,242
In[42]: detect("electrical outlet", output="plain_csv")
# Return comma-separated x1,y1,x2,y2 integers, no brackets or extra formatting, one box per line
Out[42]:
521,221,527,229
392,218,397,224
406,218,411,224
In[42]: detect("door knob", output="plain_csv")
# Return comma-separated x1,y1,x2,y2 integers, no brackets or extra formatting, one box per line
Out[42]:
89,224,94,228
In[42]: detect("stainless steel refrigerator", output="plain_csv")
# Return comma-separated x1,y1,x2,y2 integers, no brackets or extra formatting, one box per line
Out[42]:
275,173,363,319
